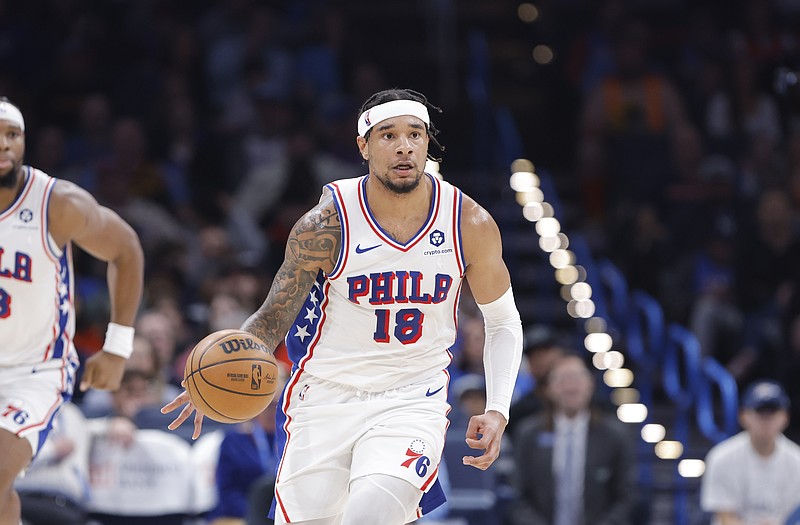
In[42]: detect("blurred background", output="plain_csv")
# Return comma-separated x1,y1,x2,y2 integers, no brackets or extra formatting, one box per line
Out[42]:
7,0,800,524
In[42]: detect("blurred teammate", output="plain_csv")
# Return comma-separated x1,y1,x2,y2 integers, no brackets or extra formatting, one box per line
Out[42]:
0,97,144,525
163,88,523,524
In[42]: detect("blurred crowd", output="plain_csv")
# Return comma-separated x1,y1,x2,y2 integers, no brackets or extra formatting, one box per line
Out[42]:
7,0,800,523
536,0,800,424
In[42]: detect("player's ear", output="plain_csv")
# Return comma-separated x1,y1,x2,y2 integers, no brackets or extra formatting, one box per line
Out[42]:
356,135,369,161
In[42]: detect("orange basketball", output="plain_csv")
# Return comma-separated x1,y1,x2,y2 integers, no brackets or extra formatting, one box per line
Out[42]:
184,329,279,423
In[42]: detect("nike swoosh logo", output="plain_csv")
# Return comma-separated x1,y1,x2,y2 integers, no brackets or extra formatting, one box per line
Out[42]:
355,243,381,254
425,386,444,397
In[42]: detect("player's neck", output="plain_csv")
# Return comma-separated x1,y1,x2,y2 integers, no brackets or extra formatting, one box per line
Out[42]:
366,174,433,244
367,173,431,212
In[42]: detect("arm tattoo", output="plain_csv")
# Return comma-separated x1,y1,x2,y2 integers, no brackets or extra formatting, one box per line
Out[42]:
242,201,341,351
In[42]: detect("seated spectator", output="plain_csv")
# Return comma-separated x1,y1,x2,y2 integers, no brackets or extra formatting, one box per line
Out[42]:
80,334,181,419
16,403,90,525
508,353,637,525
449,374,487,430
701,380,800,524
507,326,567,438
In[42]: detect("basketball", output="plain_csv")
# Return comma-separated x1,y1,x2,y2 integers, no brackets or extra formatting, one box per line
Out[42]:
184,329,279,423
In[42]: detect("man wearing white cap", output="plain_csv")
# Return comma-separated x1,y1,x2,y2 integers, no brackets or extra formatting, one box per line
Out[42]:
0,97,144,524
701,379,800,525
163,88,524,524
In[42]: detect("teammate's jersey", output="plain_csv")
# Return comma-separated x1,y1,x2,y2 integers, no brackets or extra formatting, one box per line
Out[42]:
0,167,76,367
284,174,465,391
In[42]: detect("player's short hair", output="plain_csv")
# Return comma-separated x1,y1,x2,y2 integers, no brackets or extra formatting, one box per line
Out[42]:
359,88,445,161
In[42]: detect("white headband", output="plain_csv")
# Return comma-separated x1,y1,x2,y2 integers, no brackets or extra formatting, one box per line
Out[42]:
0,100,24,131
357,100,429,137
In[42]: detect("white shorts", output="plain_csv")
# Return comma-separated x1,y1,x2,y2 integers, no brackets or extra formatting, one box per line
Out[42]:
272,370,450,523
0,358,78,457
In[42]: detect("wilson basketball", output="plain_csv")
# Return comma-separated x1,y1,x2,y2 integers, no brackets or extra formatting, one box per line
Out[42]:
184,329,279,423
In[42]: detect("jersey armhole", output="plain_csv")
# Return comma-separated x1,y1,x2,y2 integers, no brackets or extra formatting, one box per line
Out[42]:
325,182,348,280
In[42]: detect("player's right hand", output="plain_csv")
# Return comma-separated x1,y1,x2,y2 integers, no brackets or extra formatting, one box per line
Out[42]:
161,388,205,440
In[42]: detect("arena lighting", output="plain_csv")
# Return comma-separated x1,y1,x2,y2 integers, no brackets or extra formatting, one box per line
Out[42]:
655,440,684,460
425,160,441,179
584,317,607,333
517,3,539,23
641,424,666,443
574,299,595,318
602,350,625,370
678,459,706,478
533,45,554,65
555,266,579,285
509,170,539,191
567,299,596,319
515,187,544,206
539,235,561,252
617,403,648,423
549,249,574,269
535,216,560,237
569,282,592,301
610,387,640,406
603,368,634,387
522,202,544,222
509,158,687,462
584,332,612,353
592,351,608,370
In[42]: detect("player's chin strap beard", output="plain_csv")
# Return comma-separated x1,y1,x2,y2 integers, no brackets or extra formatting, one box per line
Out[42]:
0,166,20,189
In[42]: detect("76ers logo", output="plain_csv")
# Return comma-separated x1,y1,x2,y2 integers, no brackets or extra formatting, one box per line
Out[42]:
2,404,29,425
400,439,430,477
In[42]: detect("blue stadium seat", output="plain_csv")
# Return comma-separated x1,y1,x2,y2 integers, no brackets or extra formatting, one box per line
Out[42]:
695,357,739,444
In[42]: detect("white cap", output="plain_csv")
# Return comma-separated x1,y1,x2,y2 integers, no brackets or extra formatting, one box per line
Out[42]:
0,100,25,131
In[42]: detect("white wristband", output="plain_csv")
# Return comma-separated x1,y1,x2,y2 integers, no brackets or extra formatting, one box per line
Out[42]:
102,323,135,359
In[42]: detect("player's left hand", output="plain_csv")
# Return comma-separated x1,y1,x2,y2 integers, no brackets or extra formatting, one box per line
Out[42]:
79,351,126,391
462,409,507,470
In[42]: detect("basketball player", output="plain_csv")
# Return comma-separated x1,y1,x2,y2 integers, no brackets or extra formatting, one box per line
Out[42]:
0,97,144,525
163,88,523,524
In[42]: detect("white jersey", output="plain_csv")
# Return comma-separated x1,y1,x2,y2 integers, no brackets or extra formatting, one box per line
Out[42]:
701,431,800,525
284,174,465,391
0,167,76,367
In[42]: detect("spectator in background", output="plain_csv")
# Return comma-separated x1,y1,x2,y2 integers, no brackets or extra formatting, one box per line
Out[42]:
136,309,185,388
578,16,691,226
449,374,487,430
732,189,800,382
449,313,487,384
507,326,567,439
701,380,800,525
15,403,91,525
79,334,180,419
508,354,636,525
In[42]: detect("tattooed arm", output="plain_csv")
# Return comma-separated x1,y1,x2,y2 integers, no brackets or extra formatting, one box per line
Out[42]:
161,191,342,438
242,191,342,349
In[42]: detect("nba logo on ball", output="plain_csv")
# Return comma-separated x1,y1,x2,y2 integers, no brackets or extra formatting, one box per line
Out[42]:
184,329,279,423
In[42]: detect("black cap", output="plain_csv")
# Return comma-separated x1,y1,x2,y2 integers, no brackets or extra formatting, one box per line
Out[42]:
522,325,560,355
742,380,790,411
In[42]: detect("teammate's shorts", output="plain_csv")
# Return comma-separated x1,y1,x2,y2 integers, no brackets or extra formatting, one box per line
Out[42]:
0,357,78,458
271,369,450,523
